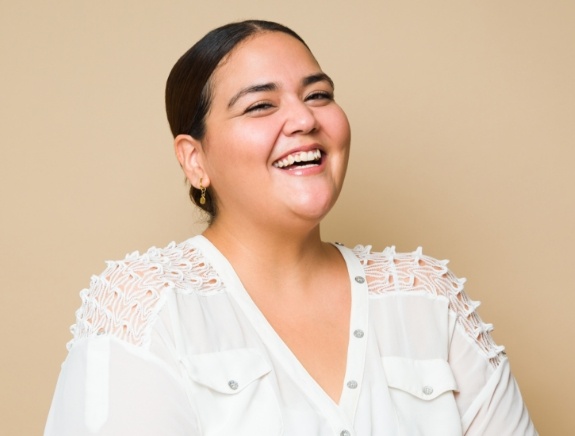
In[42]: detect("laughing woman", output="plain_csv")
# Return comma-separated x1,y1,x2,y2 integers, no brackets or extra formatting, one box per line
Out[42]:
45,20,537,436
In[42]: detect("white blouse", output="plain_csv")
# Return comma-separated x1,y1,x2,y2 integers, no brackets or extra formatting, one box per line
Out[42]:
45,236,537,435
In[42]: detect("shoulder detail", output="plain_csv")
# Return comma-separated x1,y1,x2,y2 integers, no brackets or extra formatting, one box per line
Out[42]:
352,245,505,367
69,239,225,350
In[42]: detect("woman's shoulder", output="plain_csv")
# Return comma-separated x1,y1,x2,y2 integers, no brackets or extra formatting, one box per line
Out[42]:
352,243,505,365
68,237,223,349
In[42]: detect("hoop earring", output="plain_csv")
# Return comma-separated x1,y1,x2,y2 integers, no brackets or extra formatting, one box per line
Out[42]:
199,178,206,205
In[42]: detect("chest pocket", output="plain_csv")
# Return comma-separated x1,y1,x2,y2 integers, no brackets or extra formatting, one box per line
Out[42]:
183,348,282,436
383,357,463,436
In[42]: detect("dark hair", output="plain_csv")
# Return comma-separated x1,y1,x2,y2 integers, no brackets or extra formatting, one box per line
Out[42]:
165,20,308,220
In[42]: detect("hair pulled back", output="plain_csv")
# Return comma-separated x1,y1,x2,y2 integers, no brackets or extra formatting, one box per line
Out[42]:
165,20,308,220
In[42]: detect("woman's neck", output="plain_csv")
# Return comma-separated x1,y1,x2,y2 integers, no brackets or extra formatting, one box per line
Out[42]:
202,218,336,297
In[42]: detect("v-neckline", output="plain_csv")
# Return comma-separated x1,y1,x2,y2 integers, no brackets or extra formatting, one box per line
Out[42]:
190,235,370,425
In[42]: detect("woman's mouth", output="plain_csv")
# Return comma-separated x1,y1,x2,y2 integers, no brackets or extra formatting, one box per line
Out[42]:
272,149,322,170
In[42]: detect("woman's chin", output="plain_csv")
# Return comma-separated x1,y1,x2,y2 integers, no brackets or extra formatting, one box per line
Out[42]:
283,195,338,225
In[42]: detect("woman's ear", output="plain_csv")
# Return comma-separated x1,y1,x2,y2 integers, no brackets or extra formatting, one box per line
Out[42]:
173,134,210,188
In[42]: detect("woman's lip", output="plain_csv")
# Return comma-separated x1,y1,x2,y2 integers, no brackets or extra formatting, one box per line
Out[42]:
284,156,326,176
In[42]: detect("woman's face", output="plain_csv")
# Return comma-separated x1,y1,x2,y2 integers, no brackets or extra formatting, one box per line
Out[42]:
199,31,351,229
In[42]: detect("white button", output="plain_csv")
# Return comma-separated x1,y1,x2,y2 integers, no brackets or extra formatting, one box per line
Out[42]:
354,276,365,284
353,329,364,338
340,430,351,436
228,380,239,390
347,380,358,389
422,385,433,395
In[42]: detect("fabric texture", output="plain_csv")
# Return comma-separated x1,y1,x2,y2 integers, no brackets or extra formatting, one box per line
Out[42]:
45,235,537,436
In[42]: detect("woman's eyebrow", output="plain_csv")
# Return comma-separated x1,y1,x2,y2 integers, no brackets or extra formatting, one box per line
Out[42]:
228,83,277,108
227,73,334,109
302,73,334,89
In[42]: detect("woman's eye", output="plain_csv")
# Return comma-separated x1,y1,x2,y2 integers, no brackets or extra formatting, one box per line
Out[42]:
306,91,334,102
244,102,274,114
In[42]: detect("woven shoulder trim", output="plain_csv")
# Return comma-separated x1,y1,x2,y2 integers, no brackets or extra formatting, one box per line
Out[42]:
352,245,505,368
68,239,225,350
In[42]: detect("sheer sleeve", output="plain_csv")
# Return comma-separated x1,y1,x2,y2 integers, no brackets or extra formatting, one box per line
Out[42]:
45,336,198,435
421,251,538,435
447,292,537,435
45,243,205,435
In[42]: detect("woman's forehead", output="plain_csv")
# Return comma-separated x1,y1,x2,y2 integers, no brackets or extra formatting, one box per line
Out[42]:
211,32,321,91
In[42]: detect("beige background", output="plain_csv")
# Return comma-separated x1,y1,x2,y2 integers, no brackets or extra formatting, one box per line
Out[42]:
1,0,573,434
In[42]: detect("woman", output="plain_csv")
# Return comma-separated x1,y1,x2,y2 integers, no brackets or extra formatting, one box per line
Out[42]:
45,20,537,435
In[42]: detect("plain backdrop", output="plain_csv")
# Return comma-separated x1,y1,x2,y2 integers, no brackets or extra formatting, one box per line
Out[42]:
1,0,573,434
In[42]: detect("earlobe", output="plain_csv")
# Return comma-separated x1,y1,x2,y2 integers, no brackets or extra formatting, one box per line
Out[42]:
173,134,210,188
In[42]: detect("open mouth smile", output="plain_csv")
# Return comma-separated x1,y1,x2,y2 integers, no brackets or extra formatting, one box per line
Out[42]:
272,149,322,170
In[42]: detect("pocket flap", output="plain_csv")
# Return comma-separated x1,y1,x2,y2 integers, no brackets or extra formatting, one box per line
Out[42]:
184,348,272,394
382,356,458,400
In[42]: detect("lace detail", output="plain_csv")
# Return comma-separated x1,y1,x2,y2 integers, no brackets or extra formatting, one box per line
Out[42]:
353,245,505,368
68,239,225,350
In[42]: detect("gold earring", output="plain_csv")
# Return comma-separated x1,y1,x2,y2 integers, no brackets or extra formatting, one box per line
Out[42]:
199,178,206,205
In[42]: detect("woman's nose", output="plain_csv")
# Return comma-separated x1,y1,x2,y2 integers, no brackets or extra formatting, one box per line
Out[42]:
282,101,318,136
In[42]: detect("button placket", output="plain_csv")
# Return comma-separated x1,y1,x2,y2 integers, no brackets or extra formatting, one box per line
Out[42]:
330,244,369,432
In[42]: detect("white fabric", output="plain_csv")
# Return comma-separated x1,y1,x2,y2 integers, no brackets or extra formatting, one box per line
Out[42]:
45,235,537,435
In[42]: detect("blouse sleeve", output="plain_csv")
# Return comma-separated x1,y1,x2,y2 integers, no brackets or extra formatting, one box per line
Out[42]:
45,248,201,435
449,293,537,436
443,269,538,435
45,335,198,435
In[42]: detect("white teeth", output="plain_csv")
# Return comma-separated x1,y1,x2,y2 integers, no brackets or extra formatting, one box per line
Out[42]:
273,149,322,168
